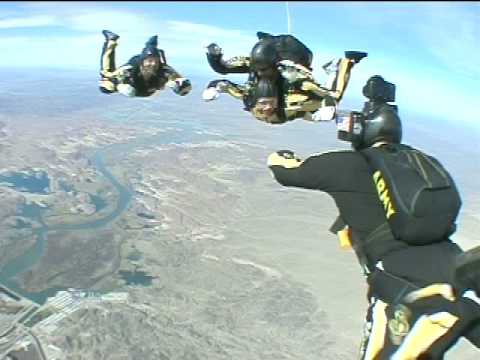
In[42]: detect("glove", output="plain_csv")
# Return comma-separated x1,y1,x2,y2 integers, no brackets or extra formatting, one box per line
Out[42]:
169,78,192,96
206,43,222,57
312,106,336,122
202,80,230,101
267,150,301,167
117,83,136,97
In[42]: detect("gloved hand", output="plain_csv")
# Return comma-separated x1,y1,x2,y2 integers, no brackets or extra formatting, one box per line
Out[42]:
267,150,302,167
117,83,136,97
169,78,192,96
312,106,337,122
202,80,230,101
206,43,222,57
277,60,313,83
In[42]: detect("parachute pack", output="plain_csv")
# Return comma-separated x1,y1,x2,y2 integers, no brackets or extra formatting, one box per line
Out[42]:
256,32,313,68
361,144,461,245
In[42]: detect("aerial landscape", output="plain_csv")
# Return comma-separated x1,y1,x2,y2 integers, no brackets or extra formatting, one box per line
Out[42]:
0,69,478,359
0,2,478,359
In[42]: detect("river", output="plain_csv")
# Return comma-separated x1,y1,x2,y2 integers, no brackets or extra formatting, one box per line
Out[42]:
0,127,212,304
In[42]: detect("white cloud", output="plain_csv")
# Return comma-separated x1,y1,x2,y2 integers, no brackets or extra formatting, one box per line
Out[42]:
338,3,479,80
0,15,57,28
414,4,480,79
67,11,157,35
0,13,257,75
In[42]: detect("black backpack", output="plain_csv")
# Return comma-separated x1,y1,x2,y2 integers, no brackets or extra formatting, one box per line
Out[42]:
361,144,461,245
256,32,313,69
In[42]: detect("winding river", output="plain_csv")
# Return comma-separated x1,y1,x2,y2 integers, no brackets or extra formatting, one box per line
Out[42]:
0,150,132,304
0,127,211,304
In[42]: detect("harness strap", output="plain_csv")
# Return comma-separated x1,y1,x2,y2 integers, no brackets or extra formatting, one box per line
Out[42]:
368,268,419,305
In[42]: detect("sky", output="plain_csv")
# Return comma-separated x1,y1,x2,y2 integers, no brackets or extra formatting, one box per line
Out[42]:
0,1,479,129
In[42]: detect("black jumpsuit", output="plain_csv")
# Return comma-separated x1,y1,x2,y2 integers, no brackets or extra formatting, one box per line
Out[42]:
268,149,480,359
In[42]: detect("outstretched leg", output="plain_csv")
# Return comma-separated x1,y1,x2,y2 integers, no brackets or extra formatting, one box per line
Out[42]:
99,30,120,94
323,51,367,102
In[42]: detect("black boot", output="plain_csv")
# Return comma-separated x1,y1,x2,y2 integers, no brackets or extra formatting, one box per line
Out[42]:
345,51,368,64
102,30,119,41
454,246,480,296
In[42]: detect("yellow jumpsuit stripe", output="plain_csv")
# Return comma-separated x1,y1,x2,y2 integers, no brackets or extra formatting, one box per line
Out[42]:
391,312,459,360
404,284,456,303
364,299,388,360
101,40,118,78
333,58,353,102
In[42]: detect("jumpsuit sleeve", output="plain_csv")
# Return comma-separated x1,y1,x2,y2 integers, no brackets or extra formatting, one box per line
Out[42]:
267,151,333,190
207,53,251,74
206,79,248,100
222,80,248,99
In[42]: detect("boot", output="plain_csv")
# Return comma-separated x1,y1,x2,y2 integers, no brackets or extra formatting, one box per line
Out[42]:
102,30,119,41
345,51,368,64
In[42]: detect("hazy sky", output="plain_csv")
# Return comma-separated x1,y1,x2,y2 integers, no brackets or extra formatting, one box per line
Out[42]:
0,1,479,128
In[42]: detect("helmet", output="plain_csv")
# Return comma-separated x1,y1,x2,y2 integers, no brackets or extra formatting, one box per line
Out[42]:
336,104,402,150
250,40,279,71
141,35,161,60
357,104,402,150
253,77,277,99
249,78,281,123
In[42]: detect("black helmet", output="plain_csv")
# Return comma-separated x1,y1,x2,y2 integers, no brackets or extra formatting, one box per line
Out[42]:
250,40,279,71
141,36,160,59
356,104,402,150
253,77,277,100
336,104,402,150
248,78,282,122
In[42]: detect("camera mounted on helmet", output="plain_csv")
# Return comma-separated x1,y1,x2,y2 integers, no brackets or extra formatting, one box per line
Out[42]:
335,75,401,150
362,75,396,103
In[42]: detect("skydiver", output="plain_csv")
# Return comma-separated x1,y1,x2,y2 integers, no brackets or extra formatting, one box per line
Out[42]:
267,75,480,358
202,31,367,124
99,30,192,97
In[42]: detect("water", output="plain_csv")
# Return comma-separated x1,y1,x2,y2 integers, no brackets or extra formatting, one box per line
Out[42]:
0,127,220,304
0,171,50,194
90,194,107,212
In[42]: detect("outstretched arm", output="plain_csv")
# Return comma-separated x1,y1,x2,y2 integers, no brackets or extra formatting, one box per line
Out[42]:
163,65,192,96
267,150,334,190
206,43,250,74
203,79,247,100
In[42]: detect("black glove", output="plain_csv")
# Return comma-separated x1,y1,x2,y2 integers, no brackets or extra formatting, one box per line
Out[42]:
206,43,222,57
